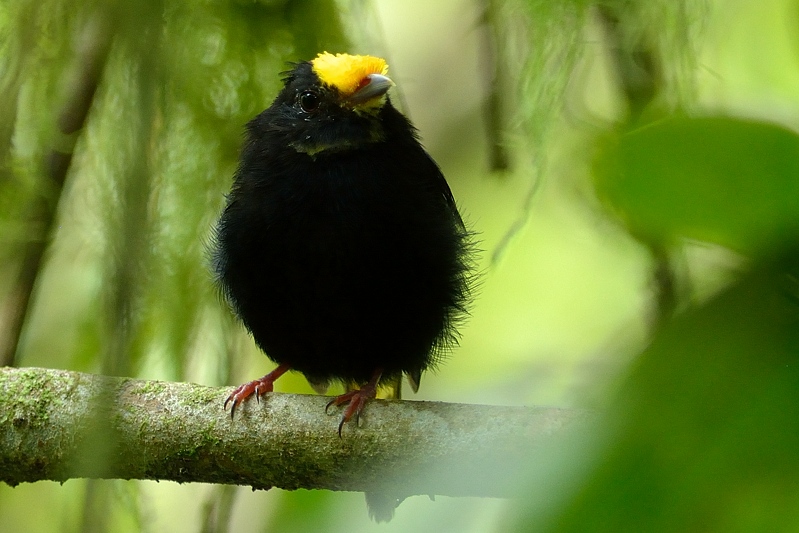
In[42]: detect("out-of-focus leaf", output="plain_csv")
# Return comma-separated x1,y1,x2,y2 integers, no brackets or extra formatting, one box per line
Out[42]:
594,116,799,253
512,251,799,532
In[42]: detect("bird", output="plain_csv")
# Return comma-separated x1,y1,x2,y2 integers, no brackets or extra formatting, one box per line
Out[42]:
213,53,471,518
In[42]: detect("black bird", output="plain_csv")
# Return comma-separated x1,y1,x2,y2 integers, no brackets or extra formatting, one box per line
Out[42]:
214,52,470,442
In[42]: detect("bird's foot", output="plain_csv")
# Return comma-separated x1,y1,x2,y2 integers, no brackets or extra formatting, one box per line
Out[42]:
326,369,383,437
225,363,291,418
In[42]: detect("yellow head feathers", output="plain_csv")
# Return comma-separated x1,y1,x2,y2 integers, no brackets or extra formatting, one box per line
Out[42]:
311,52,389,98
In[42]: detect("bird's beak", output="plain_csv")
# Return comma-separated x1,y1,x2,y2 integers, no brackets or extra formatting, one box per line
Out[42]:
345,73,394,106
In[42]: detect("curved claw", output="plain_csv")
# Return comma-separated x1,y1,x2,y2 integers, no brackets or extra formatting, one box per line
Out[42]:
327,369,383,437
224,363,291,419
225,383,257,419
325,397,338,415
224,392,243,418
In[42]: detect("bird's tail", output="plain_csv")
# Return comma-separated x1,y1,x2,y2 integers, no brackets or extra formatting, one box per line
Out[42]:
349,372,411,522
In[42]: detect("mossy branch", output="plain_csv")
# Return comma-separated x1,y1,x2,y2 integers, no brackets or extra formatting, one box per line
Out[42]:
0,366,591,498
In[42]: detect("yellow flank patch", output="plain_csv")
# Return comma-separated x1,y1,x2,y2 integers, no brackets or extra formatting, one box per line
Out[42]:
311,52,389,97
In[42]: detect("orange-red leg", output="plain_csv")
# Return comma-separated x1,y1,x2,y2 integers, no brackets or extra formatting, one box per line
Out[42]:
224,363,291,418
326,368,383,436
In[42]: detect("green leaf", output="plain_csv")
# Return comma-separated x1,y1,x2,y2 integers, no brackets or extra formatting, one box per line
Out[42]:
594,116,799,253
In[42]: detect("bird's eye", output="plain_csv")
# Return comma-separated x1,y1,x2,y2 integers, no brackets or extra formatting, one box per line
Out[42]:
298,91,320,113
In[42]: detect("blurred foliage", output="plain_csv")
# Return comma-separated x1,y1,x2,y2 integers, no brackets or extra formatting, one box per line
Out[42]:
2,0,799,532
503,0,799,531
595,117,799,253
511,251,799,532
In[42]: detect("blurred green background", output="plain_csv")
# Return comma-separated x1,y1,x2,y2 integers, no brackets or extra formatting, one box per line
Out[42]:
3,0,799,531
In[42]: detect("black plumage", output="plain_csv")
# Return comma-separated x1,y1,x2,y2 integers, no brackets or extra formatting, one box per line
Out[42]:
213,54,471,435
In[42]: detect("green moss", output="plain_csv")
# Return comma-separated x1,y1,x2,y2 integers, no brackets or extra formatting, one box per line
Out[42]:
183,384,219,405
134,380,167,395
0,368,63,428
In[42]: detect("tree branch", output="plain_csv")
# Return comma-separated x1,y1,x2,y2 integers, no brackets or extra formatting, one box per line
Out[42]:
0,366,591,498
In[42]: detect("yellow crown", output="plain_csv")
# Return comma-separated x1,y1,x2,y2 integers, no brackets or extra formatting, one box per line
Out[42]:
311,52,389,97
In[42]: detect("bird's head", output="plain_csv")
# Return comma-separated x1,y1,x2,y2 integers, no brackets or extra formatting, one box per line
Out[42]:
264,52,398,157
310,52,393,110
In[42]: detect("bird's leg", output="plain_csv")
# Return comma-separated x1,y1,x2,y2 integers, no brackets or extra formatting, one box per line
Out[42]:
326,368,383,437
224,363,291,418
